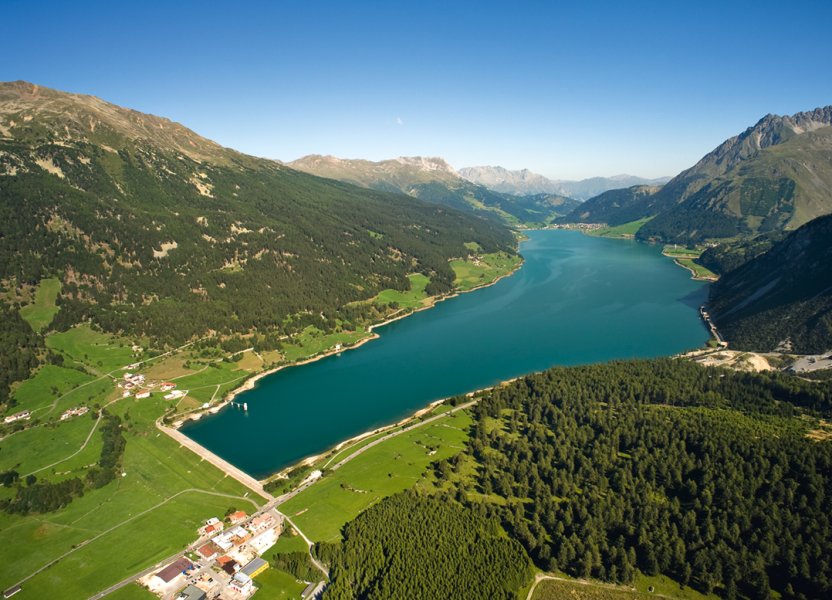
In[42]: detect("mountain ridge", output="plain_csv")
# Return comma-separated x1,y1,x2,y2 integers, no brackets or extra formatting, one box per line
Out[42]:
458,164,669,199
557,104,832,244
289,154,580,225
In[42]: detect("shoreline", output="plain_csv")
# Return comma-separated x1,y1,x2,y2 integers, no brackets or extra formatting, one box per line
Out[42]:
266,373,524,484
171,254,525,431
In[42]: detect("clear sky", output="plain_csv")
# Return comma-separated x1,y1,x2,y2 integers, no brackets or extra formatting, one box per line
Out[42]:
3,0,831,180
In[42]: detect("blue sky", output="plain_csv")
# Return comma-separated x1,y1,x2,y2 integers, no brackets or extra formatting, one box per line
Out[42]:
3,0,831,179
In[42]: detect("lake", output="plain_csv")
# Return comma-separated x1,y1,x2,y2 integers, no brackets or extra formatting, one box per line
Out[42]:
182,230,709,478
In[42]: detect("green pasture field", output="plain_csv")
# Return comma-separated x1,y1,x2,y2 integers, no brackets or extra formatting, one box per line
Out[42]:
278,410,472,543
0,412,103,479
9,364,95,414
589,217,653,239
674,258,717,280
280,328,370,363
18,277,61,332
0,394,264,599
46,324,136,375
450,251,521,291
253,567,308,599
372,272,430,309
106,583,157,600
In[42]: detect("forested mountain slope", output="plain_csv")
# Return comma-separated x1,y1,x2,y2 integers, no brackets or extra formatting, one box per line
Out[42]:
708,214,832,353
289,154,578,225
559,185,662,226
0,81,515,396
561,107,832,244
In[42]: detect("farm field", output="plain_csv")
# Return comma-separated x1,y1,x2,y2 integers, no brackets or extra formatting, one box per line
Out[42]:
278,409,472,542
0,392,264,599
0,411,103,479
372,272,431,309
450,251,521,291
10,364,96,414
46,324,137,376
673,257,718,280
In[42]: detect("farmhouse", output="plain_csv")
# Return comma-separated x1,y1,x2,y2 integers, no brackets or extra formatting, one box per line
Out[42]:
152,556,193,587
135,389,151,399
160,382,176,391
246,513,276,534
60,406,89,421
4,411,30,424
197,542,220,560
228,510,248,524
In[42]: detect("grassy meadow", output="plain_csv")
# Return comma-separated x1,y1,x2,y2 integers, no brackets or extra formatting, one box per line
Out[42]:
18,277,61,332
278,409,472,542
450,251,521,291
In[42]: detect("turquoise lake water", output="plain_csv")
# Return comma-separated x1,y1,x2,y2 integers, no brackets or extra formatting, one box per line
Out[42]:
182,230,709,478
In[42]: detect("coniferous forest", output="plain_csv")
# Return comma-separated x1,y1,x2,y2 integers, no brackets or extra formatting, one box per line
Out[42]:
321,360,832,600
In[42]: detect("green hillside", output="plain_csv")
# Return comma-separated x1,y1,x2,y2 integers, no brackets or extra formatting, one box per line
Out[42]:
559,185,662,226
0,82,513,341
640,125,832,243
561,107,832,247
708,214,832,353
290,154,579,226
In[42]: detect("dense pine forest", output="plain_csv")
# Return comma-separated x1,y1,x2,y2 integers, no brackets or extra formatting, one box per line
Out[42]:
321,361,832,600
318,492,532,599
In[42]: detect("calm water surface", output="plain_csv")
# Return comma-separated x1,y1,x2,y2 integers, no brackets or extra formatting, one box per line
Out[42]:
182,230,709,477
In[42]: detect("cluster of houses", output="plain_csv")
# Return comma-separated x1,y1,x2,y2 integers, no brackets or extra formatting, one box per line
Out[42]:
3,410,30,425
60,406,89,421
118,372,186,400
143,510,283,599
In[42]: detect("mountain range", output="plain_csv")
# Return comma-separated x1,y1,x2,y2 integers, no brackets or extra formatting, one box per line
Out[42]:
0,81,514,348
289,155,580,226
458,165,670,200
561,106,832,244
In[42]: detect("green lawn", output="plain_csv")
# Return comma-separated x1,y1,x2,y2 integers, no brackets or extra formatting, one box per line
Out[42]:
9,364,95,414
267,529,310,557
46,324,136,376
0,394,265,599
674,258,717,280
19,277,61,332
450,251,522,291
105,583,157,600
662,245,702,258
0,412,103,479
372,272,430,309
280,327,371,363
279,410,472,542
254,568,308,599
590,217,653,238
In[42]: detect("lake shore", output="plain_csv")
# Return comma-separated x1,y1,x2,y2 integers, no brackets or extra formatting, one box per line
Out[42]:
172,254,524,430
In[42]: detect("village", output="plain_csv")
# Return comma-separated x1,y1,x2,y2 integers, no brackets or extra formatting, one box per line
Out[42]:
138,508,313,600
